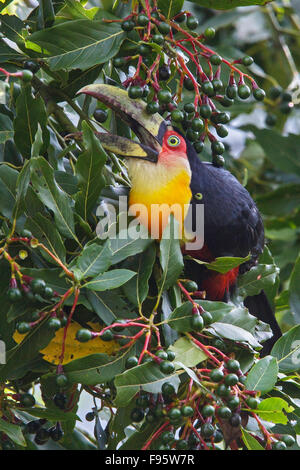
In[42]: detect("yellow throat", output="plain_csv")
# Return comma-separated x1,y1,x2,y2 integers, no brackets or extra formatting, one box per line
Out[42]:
127,156,192,238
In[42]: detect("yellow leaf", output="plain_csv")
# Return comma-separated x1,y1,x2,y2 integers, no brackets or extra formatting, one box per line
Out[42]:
13,322,119,365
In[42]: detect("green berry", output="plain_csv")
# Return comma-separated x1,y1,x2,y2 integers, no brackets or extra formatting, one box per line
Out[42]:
160,360,175,374
161,431,175,444
184,280,198,291
200,104,212,119
137,14,149,26
176,439,188,449
128,85,143,99
101,329,114,341
253,88,266,101
186,128,199,142
56,374,68,388
281,435,295,447
168,407,181,421
246,397,259,409
125,356,138,369
226,359,240,372
213,429,223,443
186,16,198,30
7,288,22,302
269,86,282,99
220,96,234,107
211,140,225,155
191,118,204,132
157,89,172,104
162,381,175,396
93,108,108,122
157,22,171,35
212,78,223,92
154,404,164,418
202,80,215,97
156,350,168,360
194,141,204,153
48,317,61,331
43,286,54,299
181,405,194,417
217,406,232,419
242,56,254,66
152,33,164,44
121,19,135,31
226,84,237,99
279,101,293,114
175,13,186,23
238,84,251,99
209,368,224,382
210,54,222,66
216,124,228,138
21,70,33,82
30,278,46,295
183,77,194,91
201,423,215,438
265,114,277,127
216,384,231,398
204,27,215,39
131,408,144,422
53,392,67,409
201,311,212,326
16,321,31,334
202,405,215,417
224,373,239,386
167,350,176,361
20,393,36,407
171,109,184,122
217,112,230,124
191,314,204,331
272,441,287,450
138,43,151,56
76,329,92,342
25,420,41,434
227,396,240,410
184,102,195,114
146,101,160,114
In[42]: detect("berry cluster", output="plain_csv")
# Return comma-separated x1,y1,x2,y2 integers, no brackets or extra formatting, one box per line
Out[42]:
105,0,266,166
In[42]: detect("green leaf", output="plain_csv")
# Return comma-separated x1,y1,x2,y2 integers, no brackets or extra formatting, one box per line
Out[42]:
189,0,276,10
167,302,194,332
13,159,31,220
188,254,251,274
169,337,207,367
238,263,279,297
159,216,184,291
76,241,111,280
257,184,300,216
13,84,49,157
86,290,133,325
289,254,300,323
83,269,136,291
207,322,262,349
0,15,24,42
30,157,79,244
122,244,156,307
0,164,17,219
271,325,300,373
26,213,66,263
114,361,180,407
0,419,26,447
75,122,107,221
0,41,23,63
110,226,154,265
157,0,184,18
254,398,294,425
0,113,14,144
251,129,300,177
27,14,125,71
241,428,265,450
64,345,136,385
245,356,278,395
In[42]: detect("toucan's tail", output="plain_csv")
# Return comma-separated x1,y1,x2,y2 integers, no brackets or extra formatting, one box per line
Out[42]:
244,290,282,356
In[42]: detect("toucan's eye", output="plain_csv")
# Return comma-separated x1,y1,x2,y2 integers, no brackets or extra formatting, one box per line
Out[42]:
167,135,181,147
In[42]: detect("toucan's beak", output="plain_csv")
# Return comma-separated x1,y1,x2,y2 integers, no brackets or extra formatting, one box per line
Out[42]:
78,84,167,162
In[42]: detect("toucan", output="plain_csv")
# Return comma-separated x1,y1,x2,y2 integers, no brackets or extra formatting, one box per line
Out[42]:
79,84,281,354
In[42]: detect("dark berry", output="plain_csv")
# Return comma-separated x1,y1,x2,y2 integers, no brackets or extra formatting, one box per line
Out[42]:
183,77,194,91
146,101,160,114
161,431,175,443
201,423,215,438
131,408,144,422
226,359,240,372
101,329,114,341
160,360,175,374
158,65,171,81
176,439,188,449
242,56,254,66
253,88,265,101
7,287,22,302
30,278,46,295
20,393,35,407
85,412,95,421
25,420,41,434
93,109,108,123
34,427,50,445
162,382,175,396
16,321,30,334
217,406,232,419
209,368,224,382
230,413,241,427
269,86,282,99
47,317,62,331
53,392,67,410
186,16,198,30
49,423,64,442
125,356,138,369
128,85,143,99
121,19,135,31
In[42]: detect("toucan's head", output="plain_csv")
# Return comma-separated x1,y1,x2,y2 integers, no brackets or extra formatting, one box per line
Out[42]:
78,84,187,165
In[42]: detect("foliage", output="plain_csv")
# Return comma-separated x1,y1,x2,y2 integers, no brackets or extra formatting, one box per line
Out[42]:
0,0,299,452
